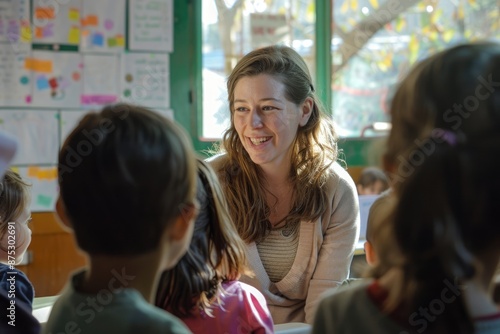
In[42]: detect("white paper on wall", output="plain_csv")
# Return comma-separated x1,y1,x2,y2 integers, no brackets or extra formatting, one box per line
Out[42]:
0,47,32,106
32,0,82,45
121,52,169,108
60,109,87,145
128,0,173,52
12,165,58,212
82,54,120,106
0,109,59,165
0,0,31,48
30,50,82,108
80,0,126,53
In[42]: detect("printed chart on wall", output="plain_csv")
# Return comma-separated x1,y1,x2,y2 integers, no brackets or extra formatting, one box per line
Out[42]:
128,0,173,52
121,53,169,108
80,0,125,53
30,50,82,108
13,166,58,212
0,0,31,48
32,0,82,45
0,109,59,165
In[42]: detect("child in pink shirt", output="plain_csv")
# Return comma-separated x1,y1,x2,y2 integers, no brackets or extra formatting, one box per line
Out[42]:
156,159,274,333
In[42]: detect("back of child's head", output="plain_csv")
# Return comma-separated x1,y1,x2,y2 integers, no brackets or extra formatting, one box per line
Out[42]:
155,159,249,316
0,170,31,258
366,190,394,244
357,167,389,195
377,42,500,333
58,103,197,256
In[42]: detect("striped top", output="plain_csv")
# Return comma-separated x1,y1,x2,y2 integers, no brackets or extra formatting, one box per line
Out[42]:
257,221,300,283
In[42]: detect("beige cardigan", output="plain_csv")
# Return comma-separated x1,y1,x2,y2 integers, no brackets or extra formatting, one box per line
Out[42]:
210,157,360,325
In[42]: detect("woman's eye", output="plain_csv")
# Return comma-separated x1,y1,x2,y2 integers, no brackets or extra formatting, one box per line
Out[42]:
262,106,276,111
234,107,248,112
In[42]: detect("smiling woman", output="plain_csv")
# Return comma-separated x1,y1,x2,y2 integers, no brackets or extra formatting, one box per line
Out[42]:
209,45,360,325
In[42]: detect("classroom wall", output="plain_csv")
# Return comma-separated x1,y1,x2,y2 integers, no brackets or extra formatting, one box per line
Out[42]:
1,0,175,296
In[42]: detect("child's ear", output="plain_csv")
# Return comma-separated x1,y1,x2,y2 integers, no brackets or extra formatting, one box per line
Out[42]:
364,241,377,266
55,197,73,232
168,204,196,241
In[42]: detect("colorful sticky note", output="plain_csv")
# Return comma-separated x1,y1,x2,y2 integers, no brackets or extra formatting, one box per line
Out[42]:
35,27,43,38
25,58,53,73
68,8,80,21
68,26,79,44
83,15,98,27
48,77,58,89
27,166,40,177
91,32,104,46
43,22,54,37
35,7,55,20
107,37,117,47
37,168,57,180
104,19,114,30
36,194,52,208
20,26,31,42
36,75,49,90
116,35,124,47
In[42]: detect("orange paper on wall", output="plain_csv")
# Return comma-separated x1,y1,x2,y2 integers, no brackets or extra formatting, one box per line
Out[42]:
37,168,57,180
27,166,40,178
82,15,98,27
35,27,44,39
25,58,53,73
35,7,55,20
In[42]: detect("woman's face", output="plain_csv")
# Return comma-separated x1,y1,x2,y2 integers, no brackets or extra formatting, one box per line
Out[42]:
0,206,32,264
232,74,312,170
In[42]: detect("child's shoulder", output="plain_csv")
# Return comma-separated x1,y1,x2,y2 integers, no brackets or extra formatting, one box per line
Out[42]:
47,281,191,333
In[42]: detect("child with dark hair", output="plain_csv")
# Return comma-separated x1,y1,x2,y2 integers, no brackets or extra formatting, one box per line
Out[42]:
156,159,274,333
356,167,389,195
313,42,500,333
44,104,198,334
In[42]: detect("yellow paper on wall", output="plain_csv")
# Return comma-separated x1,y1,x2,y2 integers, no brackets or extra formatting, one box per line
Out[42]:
68,26,80,44
68,8,80,21
20,26,32,42
116,35,125,46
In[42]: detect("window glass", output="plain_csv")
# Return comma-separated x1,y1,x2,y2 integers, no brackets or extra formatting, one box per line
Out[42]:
202,0,316,139
332,0,500,137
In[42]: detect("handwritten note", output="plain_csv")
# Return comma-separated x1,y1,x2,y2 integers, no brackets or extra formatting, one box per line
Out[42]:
121,53,169,108
128,0,173,52
0,0,31,47
0,47,32,106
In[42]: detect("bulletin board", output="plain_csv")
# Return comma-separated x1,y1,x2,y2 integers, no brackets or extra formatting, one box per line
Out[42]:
0,0,174,212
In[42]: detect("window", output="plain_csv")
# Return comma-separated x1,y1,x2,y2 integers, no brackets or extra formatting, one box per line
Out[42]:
200,0,500,139
332,0,500,137
202,0,316,139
